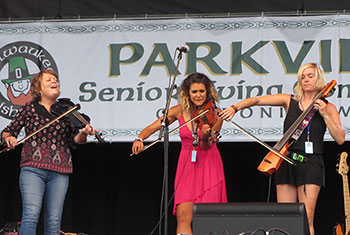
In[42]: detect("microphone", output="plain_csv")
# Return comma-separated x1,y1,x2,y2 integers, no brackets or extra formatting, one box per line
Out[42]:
176,45,190,53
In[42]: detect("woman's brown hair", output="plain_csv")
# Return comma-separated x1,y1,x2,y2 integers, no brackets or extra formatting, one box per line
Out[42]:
178,73,219,112
30,69,59,101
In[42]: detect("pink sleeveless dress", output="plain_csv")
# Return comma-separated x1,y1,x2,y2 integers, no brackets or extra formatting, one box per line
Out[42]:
173,114,227,214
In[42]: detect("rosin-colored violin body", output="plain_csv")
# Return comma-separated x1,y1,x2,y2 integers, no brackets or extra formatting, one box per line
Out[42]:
191,100,218,129
192,100,221,141
257,142,290,175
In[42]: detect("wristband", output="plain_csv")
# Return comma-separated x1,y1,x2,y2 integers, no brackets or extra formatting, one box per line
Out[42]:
135,137,143,143
231,105,239,112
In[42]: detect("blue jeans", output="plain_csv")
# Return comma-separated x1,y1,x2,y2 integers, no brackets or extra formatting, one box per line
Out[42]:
19,166,69,235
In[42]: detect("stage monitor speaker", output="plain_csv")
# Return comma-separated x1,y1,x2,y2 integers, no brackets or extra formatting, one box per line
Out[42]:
193,202,309,235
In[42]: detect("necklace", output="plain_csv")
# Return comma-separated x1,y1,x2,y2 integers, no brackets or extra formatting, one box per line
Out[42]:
191,120,199,147
299,100,305,111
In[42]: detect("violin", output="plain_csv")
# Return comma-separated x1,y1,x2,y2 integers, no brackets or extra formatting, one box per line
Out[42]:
51,98,104,143
257,80,337,175
0,102,82,154
191,100,221,141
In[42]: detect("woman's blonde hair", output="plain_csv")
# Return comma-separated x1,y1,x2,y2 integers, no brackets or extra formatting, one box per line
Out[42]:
294,63,325,101
30,69,59,101
178,73,219,112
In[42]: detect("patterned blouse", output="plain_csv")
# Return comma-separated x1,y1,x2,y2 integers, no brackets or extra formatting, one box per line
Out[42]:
2,100,79,174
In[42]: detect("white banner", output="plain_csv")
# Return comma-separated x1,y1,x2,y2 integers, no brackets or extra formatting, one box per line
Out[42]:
0,15,349,142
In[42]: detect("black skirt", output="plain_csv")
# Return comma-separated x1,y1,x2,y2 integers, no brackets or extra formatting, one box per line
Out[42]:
274,151,325,187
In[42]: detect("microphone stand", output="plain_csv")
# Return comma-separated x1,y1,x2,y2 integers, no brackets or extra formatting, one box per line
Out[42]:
158,49,184,235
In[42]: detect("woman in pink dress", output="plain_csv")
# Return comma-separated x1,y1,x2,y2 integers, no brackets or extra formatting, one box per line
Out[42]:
132,73,227,235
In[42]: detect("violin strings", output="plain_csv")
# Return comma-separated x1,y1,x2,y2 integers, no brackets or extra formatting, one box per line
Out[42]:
72,111,89,125
71,111,104,142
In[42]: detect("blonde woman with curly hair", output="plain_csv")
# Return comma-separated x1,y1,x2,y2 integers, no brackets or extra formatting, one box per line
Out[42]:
132,73,227,235
220,63,345,235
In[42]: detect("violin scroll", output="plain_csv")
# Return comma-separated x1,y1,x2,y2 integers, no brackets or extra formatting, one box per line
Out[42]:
320,80,336,98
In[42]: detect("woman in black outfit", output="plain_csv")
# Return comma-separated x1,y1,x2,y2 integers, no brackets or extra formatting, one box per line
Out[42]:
220,63,345,235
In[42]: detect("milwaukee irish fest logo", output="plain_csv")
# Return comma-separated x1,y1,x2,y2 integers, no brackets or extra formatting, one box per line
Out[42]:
0,41,58,119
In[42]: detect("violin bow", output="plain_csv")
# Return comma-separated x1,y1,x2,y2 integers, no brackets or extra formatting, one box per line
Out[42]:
213,104,296,166
130,108,210,156
0,104,80,154
223,119,295,166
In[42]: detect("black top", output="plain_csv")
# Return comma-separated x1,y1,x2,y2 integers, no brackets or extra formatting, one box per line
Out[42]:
283,95,327,155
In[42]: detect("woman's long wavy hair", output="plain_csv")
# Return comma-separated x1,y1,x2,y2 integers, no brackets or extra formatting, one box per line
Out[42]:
178,73,219,112
294,63,325,101
30,69,59,101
